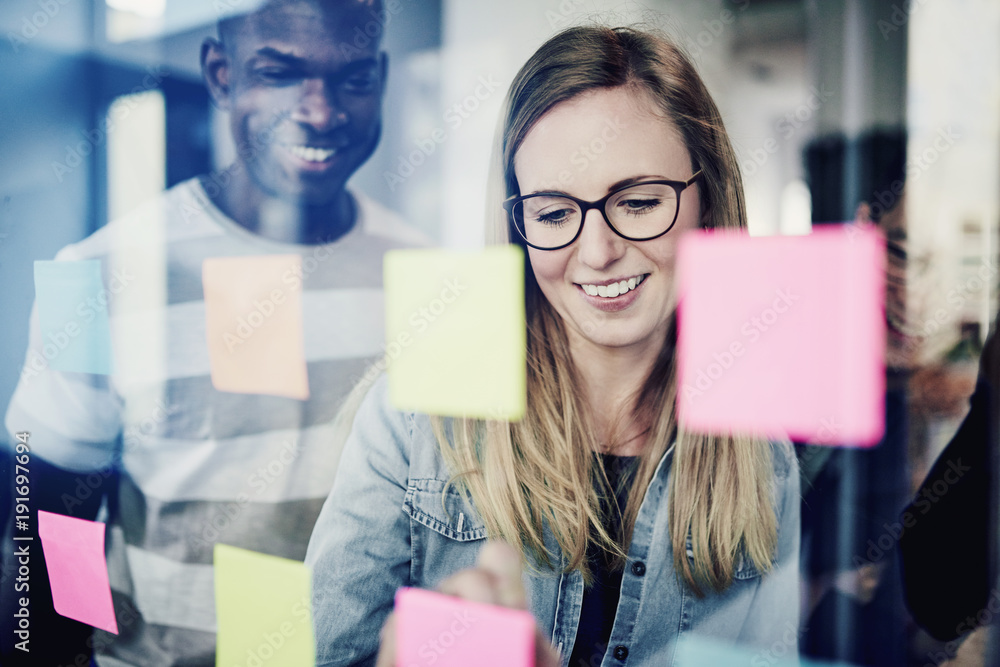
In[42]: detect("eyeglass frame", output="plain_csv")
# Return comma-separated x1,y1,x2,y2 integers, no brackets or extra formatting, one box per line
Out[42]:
502,169,703,251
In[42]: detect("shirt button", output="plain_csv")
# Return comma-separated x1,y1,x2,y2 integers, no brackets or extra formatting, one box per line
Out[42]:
613,645,629,660
630,561,646,576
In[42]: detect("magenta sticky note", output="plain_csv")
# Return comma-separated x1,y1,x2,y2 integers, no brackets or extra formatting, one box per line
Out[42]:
676,224,885,446
38,510,118,634
395,587,535,667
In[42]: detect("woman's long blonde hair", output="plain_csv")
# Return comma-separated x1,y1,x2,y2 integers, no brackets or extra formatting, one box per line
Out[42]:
435,25,778,595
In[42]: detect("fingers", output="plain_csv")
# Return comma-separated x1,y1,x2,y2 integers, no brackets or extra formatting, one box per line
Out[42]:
374,612,397,667
535,627,563,667
475,541,527,609
437,568,504,605
436,541,527,609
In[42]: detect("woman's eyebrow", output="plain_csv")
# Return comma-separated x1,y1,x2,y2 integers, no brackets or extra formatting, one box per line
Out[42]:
606,175,667,191
523,175,672,198
525,188,572,196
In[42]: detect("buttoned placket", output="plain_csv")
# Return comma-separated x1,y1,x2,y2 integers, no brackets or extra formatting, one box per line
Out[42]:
550,446,675,666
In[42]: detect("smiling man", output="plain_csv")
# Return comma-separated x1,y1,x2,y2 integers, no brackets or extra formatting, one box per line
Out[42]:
202,0,393,243
4,1,425,665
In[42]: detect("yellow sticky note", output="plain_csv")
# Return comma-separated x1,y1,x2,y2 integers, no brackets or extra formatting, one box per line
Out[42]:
213,544,314,667
203,256,309,400
385,247,526,420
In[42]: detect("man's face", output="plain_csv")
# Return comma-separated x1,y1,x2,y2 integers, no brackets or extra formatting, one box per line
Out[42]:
215,1,386,205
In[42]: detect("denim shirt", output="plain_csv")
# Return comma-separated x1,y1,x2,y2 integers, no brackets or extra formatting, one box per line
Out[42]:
306,375,801,666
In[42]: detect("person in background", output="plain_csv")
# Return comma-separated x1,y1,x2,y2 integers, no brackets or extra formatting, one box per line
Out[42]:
3,0,424,664
899,312,998,648
306,25,800,667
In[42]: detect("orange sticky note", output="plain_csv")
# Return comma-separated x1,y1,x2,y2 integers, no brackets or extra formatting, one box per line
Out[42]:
203,256,309,399
37,511,118,634
676,224,885,446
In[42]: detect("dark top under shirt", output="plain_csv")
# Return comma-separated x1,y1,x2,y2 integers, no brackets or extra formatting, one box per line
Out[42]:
568,454,639,667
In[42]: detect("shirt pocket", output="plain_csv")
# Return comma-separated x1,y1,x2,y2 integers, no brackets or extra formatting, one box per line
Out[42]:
685,536,763,581
403,478,487,542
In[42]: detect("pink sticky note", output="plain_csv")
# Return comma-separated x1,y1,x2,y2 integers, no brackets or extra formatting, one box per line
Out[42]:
677,224,885,446
37,511,118,634
203,256,309,400
395,587,535,667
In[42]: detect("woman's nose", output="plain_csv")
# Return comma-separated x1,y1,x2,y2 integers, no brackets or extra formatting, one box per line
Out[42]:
575,208,626,270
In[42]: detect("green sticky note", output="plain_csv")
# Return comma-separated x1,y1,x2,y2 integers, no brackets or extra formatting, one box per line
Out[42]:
213,544,314,667
384,247,526,420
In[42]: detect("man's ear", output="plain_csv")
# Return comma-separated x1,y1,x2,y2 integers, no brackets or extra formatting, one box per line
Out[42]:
201,37,232,110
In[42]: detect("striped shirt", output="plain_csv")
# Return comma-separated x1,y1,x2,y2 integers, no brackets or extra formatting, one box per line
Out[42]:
5,178,428,666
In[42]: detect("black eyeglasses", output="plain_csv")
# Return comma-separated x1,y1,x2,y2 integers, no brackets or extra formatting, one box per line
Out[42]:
503,170,702,250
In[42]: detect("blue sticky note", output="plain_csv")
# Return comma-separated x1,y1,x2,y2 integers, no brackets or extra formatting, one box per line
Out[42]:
675,635,860,667
34,260,114,374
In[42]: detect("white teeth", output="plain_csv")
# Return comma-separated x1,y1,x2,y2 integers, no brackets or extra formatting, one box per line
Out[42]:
288,145,336,162
581,274,646,298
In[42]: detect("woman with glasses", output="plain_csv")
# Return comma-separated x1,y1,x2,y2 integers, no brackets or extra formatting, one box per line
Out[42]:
307,25,800,667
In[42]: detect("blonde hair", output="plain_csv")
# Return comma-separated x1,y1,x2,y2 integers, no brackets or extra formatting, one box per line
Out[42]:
436,26,777,595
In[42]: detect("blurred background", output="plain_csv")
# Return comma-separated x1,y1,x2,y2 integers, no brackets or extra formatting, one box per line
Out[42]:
0,0,998,664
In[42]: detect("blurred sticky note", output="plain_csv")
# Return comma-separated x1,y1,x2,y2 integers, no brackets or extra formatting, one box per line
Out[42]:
675,635,859,666
395,587,535,667
384,247,526,420
677,224,885,446
37,510,118,634
33,260,114,374
214,544,314,667
203,256,309,400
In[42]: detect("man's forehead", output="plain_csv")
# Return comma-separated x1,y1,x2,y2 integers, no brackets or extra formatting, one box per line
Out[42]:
228,0,382,58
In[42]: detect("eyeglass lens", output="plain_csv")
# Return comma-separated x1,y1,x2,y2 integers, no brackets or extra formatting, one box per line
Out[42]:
513,183,679,249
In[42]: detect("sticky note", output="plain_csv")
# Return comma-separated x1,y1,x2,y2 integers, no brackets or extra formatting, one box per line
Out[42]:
384,247,526,420
675,635,859,666
203,256,309,400
37,510,118,634
395,587,535,667
33,260,114,374
676,224,885,446
214,544,314,667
